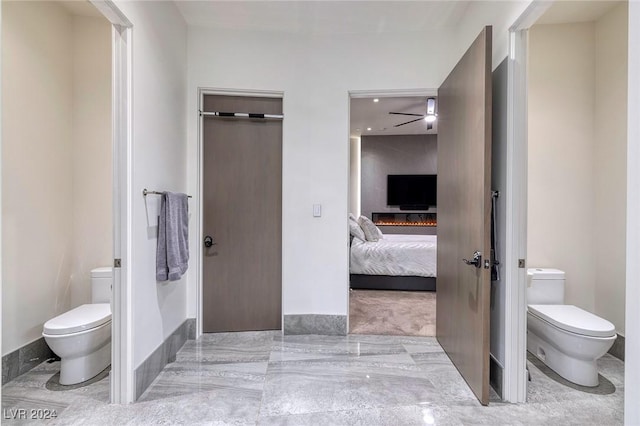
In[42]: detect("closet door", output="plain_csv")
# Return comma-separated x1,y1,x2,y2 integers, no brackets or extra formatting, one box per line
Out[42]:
202,95,282,332
436,27,493,405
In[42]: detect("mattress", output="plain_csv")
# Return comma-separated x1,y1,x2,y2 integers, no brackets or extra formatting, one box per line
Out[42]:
350,234,437,277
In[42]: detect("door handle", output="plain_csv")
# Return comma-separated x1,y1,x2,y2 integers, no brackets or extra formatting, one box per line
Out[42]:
463,251,482,268
204,235,215,248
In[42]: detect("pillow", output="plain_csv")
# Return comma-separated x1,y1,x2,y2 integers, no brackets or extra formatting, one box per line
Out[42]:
349,218,366,241
358,215,383,242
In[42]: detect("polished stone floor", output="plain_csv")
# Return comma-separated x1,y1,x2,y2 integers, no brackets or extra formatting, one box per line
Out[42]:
1,332,624,425
349,290,437,336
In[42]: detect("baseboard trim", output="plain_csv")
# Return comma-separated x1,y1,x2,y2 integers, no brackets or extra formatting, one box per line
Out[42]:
134,318,195,400
283,314,347,336
2,337,55,385
489,354,504,399
608,333,625,361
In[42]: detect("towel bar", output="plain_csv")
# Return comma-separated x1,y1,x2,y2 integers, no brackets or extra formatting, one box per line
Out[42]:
143,188,192,198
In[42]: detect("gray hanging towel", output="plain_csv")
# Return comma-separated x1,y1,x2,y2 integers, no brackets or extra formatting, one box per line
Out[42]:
156,192,189,281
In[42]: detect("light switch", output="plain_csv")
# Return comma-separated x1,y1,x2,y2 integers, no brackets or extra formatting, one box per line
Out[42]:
313,204,322,217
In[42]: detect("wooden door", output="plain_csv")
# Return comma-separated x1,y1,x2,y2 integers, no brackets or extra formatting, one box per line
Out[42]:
202,95,282,332
436,27,493,405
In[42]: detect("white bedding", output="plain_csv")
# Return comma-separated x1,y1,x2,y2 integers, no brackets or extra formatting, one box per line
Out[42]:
349,234,437,278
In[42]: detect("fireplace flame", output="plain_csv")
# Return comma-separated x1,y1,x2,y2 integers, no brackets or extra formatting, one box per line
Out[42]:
374,220,436,227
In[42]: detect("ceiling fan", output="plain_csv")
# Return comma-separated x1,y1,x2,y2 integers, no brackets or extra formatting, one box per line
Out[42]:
389,97,437,130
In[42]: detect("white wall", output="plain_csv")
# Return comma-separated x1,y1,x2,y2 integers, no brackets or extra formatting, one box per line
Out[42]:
349,136,360,217
112,1,188,368
625,2,640,423
1,2,112,356
456,1,532,71
186,2,534,319
2,1,74,355
187,27,458,318
593,3,627,336
71,15,112,307
528,22,597,312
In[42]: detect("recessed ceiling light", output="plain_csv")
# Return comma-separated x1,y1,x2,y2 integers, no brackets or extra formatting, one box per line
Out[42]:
424,115,437,123
373,98,379,103
367,127,372,131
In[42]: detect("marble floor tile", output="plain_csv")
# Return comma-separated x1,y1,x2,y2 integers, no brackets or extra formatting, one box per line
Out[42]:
402,337,444,354
525,353,622,404
271,334,408,359
138,361,268,402
1,331,625,425
260,357,446,417
257,403,463,426
177,334,273,364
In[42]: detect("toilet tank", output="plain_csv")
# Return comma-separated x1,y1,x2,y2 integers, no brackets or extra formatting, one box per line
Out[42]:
527,268,565,304
91,267,113,303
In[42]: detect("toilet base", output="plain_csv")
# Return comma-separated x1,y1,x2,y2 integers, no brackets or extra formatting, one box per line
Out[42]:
59,342,111,385
527,332,598,387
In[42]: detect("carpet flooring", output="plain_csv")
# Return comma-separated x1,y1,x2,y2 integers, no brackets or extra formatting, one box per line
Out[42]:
349,289,436,336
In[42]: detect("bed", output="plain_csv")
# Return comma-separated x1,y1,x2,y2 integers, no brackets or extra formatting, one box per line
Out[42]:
349,234,437,291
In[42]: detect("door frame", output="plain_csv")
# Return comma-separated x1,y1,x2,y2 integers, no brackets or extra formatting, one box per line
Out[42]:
503,0,553,404
346,88,437,331
507,1,640,415
195,88,285,338
89,0,133,404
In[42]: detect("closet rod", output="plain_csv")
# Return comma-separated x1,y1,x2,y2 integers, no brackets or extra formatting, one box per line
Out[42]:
143,188,192,198
199,111,283,120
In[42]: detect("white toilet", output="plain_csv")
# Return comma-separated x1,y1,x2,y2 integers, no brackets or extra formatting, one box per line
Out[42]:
527,268,616,387
43,267,112,385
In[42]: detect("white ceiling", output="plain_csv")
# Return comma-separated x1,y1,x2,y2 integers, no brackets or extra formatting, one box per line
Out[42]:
175,1,471,34
536,1,623,25
350,96,437,138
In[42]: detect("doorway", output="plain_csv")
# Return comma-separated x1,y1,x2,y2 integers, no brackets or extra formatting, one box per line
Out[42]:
347,27,495,406
200,94,283,333
525,0,628,397
347,93,438,337
0,0,134,403
505,0,630,406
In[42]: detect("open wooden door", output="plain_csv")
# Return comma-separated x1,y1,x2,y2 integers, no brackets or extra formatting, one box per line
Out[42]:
436,26,493,405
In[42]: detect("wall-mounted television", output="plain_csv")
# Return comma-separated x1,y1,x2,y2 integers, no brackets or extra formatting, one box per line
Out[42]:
387,174,437,210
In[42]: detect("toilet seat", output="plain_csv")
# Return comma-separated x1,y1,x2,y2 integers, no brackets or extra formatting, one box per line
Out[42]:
44,304,111,335
528,304,615,338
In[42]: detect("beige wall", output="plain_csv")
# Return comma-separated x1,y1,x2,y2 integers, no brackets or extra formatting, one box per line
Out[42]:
528,4,627,334
71,16,112,307
528,22,597,312
1,2,111,355
594,3,627,335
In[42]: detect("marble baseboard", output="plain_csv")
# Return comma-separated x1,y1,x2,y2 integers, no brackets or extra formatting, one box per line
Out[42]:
283,315,347,336
608,333,624,361
489,355,503,400
2,337,55,385
185,317,196,340
134,318,194,400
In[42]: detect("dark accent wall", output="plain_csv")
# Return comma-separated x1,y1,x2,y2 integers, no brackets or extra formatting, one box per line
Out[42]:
360,134,437,220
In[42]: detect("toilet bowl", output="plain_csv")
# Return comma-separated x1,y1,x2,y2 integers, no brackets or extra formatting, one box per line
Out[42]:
527,269,616,387
43,267,112,385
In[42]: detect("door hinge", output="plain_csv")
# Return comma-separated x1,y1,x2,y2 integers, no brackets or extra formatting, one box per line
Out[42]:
114,258,122,268
518,259,526,268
